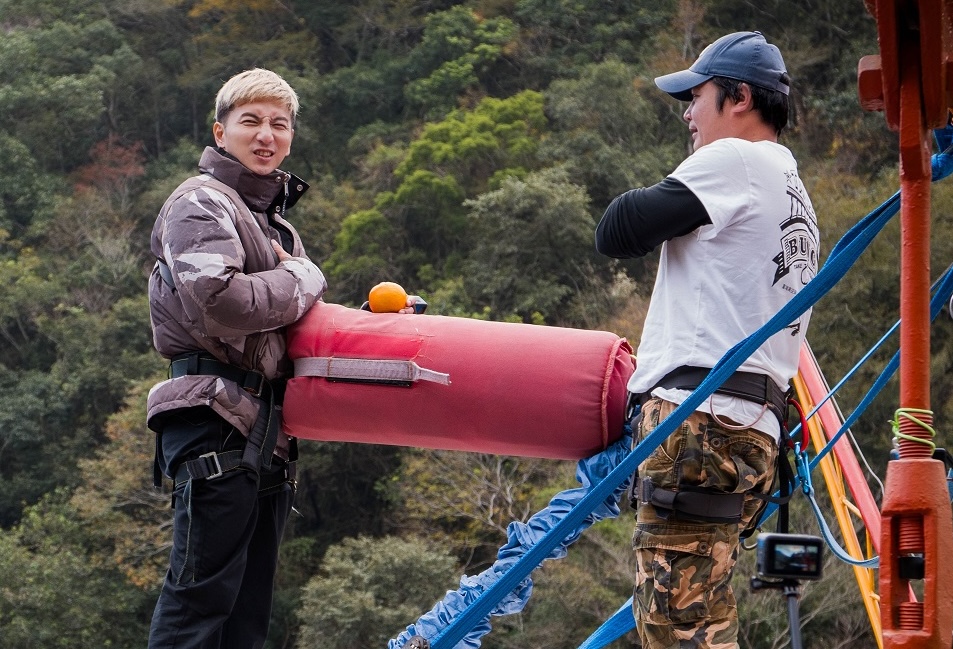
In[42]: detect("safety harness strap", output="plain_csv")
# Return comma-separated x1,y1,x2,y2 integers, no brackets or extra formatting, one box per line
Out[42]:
651,365,789,426
638,477,745,524
170,354,268,397
747,422,798,535
154,353,281,487
174,449,245,486
156,258,176,293
171,449,297,497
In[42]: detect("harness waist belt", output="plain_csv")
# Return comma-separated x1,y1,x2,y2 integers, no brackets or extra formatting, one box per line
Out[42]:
651,365,788,421
170,353,269,399
174,449,244,486
169,352,282,472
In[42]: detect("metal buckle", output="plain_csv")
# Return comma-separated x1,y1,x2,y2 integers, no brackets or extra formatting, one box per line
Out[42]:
242,371,265,397
200,451,224,479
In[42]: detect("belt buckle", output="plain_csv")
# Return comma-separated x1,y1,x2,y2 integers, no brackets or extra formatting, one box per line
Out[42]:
242,371,265,397
199,451,224,479
625,392,643,422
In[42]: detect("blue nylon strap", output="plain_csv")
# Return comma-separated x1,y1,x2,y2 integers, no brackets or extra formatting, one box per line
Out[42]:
809,263,953,469
796,449,881,568
576,599,636,649
389,431,632,649
429,165,900,649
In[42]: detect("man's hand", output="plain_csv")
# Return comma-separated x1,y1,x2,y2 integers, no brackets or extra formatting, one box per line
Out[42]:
398,295,427,314
272,239,293,263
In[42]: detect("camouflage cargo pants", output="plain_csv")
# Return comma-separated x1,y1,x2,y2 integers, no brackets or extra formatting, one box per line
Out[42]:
632,397,778,649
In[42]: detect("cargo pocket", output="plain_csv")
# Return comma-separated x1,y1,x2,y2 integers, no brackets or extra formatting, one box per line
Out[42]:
633,525,718,626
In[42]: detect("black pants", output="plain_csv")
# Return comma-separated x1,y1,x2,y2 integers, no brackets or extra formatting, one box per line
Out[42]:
149,407,295,649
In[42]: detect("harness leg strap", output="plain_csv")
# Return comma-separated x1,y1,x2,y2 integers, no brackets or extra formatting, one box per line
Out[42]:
638,477,745,524
257,461,297,497
174,450,246,487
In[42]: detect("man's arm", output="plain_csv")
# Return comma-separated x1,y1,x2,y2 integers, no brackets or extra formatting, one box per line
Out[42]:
163,188,326,338
595,177,712,258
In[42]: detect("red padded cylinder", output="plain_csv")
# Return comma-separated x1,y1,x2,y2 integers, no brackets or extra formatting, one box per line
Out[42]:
283,302,634,460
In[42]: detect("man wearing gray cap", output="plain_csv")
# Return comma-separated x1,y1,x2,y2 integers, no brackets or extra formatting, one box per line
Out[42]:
596,32,819,648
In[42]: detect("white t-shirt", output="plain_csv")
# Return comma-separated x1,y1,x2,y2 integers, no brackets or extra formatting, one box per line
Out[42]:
630,138,819,439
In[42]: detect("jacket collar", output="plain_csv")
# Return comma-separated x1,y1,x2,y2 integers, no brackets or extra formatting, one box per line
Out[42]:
198,147,309,214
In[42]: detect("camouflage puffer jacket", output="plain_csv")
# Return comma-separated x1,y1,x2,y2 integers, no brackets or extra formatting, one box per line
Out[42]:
146,147,326,456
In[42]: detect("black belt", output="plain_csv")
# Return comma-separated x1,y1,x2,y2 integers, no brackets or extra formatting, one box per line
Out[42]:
170,354,269,398
636,365,789,424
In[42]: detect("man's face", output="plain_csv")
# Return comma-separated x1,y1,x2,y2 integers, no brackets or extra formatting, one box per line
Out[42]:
682,81,733,151
213,100,294,175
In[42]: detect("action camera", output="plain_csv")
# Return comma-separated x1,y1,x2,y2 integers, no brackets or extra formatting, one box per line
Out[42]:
756,533,824,581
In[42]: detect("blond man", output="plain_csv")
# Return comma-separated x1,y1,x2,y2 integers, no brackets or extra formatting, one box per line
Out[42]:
146,69,326,648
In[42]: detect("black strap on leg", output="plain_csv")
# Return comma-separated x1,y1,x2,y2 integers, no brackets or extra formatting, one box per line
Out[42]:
742,451,795,537
628,378,799,535
742,399,801,538
241,389,279,473
625,402,644,510
163,388,279,485
172,450,294,495
637,477,746,524
173,450,246,488
154,433,164,489
257,461,297,497
625,395,747,524
155,353,286,496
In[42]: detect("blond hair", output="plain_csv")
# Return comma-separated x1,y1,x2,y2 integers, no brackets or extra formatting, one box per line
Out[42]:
215,68,299,125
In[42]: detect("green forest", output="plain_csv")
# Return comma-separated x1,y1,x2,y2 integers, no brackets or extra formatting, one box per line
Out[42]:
2,0,953,647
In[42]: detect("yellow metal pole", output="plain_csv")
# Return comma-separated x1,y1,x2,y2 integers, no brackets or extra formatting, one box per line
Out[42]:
792,373,883,646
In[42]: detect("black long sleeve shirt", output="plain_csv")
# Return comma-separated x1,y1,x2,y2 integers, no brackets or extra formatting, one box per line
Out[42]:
595,176,713,258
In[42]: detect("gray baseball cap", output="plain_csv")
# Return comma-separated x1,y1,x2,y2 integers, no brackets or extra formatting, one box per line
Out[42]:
654,31,789,101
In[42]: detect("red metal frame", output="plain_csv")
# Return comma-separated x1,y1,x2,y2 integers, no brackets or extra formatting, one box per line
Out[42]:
858,1,953,646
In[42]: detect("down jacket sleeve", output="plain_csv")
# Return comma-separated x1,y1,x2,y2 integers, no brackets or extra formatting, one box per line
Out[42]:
159,183,326,339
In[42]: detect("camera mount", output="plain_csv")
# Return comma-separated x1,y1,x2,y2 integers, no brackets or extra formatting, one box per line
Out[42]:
750,533,825,649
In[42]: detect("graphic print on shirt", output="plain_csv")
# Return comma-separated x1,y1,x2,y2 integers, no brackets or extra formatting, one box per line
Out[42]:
773,170,818,335
773,170,818,288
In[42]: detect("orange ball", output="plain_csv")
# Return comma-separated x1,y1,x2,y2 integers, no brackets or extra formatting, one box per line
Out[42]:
368,281,408,313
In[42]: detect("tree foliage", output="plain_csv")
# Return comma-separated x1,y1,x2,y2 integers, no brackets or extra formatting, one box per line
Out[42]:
463,166,613,326
393,449,560,566
541,58,684,207
403,6,518,117
0,491,152,648
327,90,548,303
295,535,458,649
70,380,173,589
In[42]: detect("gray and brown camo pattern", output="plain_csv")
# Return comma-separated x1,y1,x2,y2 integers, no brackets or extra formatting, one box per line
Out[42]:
147,147,326,456
632,397,777,649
